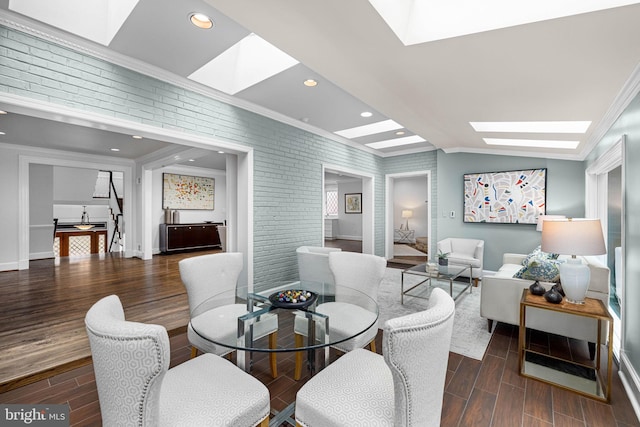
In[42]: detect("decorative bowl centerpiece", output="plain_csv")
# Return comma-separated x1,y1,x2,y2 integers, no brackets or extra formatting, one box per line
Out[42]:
269,289,317,309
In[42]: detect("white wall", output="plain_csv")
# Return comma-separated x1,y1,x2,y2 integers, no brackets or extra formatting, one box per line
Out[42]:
0,145,20,270
337,180,363,240
394,175,428,238
29,164,54,259
152,166,227,253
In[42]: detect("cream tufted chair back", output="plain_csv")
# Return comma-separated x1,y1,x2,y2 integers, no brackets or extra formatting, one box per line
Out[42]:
384,287,456,426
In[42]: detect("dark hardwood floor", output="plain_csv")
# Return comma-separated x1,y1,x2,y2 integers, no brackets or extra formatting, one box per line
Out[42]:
0,249,638,426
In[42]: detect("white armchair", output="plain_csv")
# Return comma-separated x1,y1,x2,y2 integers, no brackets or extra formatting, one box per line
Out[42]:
296,246,342,284
85,295,270,427
437,238,484,285
295,288,455,427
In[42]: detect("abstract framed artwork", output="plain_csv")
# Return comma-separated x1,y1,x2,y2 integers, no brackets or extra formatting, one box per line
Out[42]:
463,168,546,224
345,193,362,214
162,173,215,210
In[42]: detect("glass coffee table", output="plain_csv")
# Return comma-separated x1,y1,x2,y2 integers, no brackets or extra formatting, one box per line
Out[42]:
401,262,473,303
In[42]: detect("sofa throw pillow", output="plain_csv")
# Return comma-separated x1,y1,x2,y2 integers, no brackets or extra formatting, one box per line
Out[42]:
522,245,560,266
514,258,564,282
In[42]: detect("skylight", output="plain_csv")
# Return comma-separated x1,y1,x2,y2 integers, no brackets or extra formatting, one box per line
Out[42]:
470,121,591,133
335,119,403,139
189,33,299,95
368,0,640,45
483,138,579,149
366,135,425,149
9,0,139,46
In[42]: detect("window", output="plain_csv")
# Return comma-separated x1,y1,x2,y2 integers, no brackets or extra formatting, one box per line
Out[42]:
326,190,338,216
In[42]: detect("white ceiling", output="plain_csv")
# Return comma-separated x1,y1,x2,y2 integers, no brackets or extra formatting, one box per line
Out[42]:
1,0,640,165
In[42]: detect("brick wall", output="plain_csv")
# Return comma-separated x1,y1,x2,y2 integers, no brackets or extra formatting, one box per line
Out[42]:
0,25,433,284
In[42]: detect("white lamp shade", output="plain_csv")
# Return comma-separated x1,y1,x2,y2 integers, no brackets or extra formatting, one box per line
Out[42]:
541,218,606,304
536,214,566,232
541,219,606,256
401,210,413,218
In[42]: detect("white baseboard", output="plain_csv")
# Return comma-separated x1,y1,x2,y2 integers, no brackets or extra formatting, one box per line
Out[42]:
619,352,640,422
336,235,362,241
29,251,54,260
0,261,19,272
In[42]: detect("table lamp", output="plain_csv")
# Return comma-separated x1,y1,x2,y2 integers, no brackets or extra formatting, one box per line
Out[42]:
536,214,566,232
402,209,413,230
541,218,606,304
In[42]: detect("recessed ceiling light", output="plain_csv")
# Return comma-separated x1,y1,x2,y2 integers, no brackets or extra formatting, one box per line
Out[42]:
188,159,195,162
336,119,403,139
0,131,5,135
366,135,426,149
360,111,373,118
470,121,591,133
189,13,213,29
0,110,7,115
218,150,225,154
110,148,120,152
303,79,318,87
132,135,143,139
395,130,406,136
483,138,579,149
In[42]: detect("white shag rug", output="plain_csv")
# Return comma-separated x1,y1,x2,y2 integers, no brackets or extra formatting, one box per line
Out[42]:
377,267,493,360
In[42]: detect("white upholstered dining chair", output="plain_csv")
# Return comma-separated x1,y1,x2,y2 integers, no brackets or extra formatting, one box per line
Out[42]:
296,245,341,285
85,294,270,427
295,287,455,427
293,251,387,380
179,252,279,378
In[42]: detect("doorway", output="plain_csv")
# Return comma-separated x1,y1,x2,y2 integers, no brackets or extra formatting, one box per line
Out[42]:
585,135,625,360
385,171,431,265
322,164,375,254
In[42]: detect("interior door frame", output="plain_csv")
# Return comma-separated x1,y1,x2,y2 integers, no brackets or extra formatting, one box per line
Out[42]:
585,134,625,357
322,164,375,254
7,93,254,286
385,170,431,260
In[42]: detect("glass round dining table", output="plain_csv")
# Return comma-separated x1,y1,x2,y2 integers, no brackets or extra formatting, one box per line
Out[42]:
189,281,379,426
189,280,379,367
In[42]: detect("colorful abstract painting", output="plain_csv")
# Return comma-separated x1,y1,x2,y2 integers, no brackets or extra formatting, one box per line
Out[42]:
463,168,546,224
162,173,215,210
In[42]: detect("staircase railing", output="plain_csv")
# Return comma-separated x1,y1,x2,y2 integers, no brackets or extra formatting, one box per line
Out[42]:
94,170,124,252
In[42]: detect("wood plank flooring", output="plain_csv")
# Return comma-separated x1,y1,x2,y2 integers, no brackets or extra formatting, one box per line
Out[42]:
0,250,639,426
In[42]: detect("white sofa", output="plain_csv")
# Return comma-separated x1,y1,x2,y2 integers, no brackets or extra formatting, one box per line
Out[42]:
296,246,342,285
437,238,484,285
481,252,609,350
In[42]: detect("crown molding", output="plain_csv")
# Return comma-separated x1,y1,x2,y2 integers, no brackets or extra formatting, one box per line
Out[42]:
582,62,640,161
442,145,584,161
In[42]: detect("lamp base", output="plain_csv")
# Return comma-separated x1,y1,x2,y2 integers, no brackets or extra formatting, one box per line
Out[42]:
559,258,590,304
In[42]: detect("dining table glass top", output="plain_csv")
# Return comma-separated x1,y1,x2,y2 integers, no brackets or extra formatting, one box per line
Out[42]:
189,280,379,353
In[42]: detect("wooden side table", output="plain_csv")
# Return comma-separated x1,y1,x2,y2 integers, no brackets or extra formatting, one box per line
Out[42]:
518,289,613,402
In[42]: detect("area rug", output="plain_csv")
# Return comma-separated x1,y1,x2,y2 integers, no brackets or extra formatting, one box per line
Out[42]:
393,244,427,256
377,268,493,360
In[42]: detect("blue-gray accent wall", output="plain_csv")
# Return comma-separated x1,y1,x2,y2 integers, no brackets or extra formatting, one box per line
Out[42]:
436,151,586,271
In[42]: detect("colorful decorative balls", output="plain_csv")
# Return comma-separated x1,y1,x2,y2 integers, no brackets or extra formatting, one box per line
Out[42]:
277,290,312,304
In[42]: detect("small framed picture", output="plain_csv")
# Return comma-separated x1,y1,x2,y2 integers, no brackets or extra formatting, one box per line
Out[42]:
345,193,362,214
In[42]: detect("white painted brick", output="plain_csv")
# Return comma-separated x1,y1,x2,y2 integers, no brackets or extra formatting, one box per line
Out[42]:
0,25,435,288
